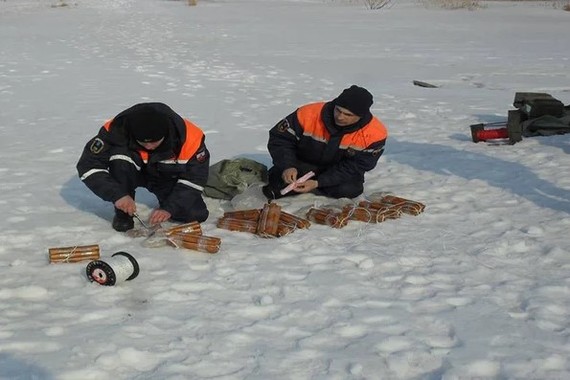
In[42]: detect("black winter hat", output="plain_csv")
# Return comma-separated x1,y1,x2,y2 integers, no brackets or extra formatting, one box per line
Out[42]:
333,85,374,117
129,109,170,143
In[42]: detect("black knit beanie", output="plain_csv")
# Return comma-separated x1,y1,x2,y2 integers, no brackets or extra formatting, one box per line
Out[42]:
333,85,374,117
130,109,170,142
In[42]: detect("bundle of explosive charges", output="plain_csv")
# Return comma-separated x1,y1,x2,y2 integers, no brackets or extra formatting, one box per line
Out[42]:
49,222,222,264
306,195,426,229
48,244,101,264
161,221,221,254
48,196,422,262
217,202,311,238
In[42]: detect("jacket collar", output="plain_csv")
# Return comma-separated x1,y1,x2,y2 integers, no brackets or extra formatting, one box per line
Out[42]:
321,101,372,136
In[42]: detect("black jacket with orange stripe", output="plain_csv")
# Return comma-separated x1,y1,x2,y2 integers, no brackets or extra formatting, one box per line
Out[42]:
76,103,209,217
268,101,387,188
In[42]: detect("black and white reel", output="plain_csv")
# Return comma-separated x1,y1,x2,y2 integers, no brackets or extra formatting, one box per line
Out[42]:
86,251,139,286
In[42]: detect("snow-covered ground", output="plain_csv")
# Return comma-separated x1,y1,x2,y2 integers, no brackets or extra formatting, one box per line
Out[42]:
1,0,569,379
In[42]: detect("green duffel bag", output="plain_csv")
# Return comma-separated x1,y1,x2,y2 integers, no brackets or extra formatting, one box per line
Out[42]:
204,158,268,200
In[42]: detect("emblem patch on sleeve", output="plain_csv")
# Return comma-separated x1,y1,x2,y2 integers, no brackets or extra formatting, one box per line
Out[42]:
196,149,207,163
90,138,105,154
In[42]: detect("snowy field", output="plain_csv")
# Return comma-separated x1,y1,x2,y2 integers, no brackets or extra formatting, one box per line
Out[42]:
1,0,569,379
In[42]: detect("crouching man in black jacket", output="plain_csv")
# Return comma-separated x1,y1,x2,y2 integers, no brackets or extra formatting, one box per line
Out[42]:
264,85,388,200
77,102,210,232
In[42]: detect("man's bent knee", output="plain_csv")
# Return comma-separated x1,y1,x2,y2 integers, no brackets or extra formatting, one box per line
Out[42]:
321,182,364,199
171,204,209,223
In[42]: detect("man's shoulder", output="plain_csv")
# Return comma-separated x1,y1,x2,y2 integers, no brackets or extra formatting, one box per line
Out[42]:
297,102,326,119
299,101,326,110
370,116,388,133
180,118,205,136
100,120,129,146
357,116,387,143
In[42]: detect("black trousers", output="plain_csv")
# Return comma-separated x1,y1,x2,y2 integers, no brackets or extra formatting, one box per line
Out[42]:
265,162,364,200
109,151,208,223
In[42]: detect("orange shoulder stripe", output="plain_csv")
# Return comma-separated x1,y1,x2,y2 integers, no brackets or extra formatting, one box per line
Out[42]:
103,119,113,131
297,102,387,149
178,119,204,162
340,117,388,150
297,102,329,141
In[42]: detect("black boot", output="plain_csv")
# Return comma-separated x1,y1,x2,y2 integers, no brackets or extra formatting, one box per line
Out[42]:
112,209,134,232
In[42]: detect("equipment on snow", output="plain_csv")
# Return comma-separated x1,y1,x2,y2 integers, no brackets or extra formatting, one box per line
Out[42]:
413,80,439,88
470,92,570,144
49,244,100,264
204,158,268,200
216,202,310,238
307,194,425,228
141,221,221,254
86,251,139,286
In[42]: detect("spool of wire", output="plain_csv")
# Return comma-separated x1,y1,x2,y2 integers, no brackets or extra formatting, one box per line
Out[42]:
86,252,139,286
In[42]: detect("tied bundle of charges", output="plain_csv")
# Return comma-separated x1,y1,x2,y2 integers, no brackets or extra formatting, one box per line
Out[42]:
49,244,100,264
217,202,310,238
48,222,222,263
159,222,221,254
306,194,426,229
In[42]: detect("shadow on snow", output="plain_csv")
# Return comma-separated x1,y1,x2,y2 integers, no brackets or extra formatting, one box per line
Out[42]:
388,137,570,214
